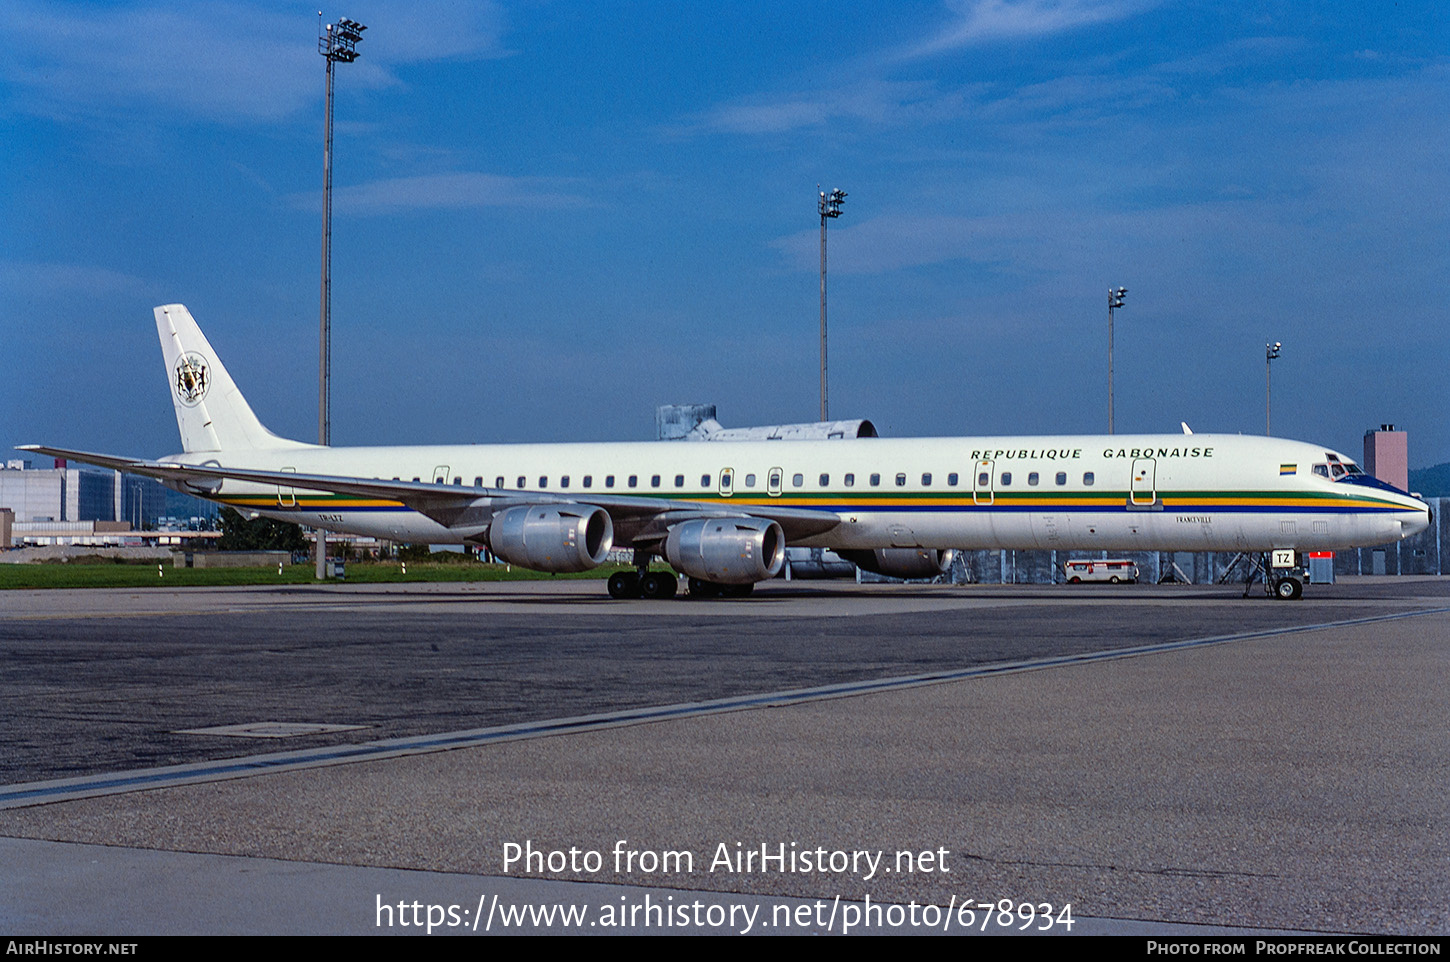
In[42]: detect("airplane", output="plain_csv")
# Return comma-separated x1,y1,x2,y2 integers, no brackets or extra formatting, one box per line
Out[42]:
21,304,1431,602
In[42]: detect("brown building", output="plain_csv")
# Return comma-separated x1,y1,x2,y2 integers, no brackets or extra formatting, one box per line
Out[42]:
1363,424,1409,493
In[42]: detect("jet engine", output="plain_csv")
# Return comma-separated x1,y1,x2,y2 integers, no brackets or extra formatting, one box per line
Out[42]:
487,504,613,573
663,517,786,585
838,548,954,580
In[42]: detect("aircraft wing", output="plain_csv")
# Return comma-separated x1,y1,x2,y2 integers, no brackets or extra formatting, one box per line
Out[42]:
17,446,842,544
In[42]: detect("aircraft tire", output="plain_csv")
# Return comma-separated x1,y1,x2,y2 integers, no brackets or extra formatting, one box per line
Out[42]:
688,577,721,599
1274,577,1303,601
640,571,677,600
607,571,641,599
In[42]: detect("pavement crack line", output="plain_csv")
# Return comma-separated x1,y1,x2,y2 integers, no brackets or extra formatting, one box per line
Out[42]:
3,605,1446,810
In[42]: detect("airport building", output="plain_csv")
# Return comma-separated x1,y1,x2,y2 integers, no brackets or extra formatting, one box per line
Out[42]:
0,458,214,547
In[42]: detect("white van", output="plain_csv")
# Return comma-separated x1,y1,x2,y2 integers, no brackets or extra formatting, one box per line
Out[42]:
1064,559,1139,584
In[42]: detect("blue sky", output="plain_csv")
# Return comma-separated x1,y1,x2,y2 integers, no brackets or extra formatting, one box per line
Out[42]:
4,1,1448,467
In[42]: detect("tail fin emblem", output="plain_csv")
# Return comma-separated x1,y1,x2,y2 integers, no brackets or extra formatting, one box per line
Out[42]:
175,352,211,406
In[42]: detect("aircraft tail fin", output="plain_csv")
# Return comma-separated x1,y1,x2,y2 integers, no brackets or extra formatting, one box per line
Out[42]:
155,304,313,454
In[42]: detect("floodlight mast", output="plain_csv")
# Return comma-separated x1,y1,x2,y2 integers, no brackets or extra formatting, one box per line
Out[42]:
1107,286,1127,434
1265,341,1282,435
316,13,365,581
318,14,366,448
818,187,846,421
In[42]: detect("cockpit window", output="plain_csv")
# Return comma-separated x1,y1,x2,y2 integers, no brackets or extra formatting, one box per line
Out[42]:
1326,453,1341,462
1331,464,1347,479
1344,462,1364,475
1313,464,1330,478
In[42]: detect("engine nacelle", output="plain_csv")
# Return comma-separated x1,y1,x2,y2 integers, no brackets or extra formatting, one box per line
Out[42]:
487,504,613,573
664,518,786,585
838,548,954,580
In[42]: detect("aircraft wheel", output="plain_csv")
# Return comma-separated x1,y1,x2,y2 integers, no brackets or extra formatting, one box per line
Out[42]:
607,571,641,599
640,571,677,600
1274,577,1303,601
688,577,721,599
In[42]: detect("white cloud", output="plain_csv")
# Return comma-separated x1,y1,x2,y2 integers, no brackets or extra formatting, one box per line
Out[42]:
0,260,148,296
689,79,973,136
0,0,508,124
912,0,1158,56
302,171,594,214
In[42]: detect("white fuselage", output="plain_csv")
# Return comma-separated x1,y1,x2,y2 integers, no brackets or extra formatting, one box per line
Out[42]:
196,432,1429,554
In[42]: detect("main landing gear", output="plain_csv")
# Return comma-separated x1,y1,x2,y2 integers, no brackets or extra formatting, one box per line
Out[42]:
607,568,678,600
605,551,751,600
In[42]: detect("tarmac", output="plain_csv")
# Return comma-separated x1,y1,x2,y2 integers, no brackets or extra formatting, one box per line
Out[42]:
1,576,1447,936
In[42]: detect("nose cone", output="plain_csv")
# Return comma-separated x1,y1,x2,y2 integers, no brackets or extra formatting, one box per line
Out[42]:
1401,497,1432,539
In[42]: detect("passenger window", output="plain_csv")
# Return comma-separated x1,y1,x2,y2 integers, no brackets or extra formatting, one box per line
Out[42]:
628,475,638,488
895,473,906,487
819,473,829,486
1055,472,1067,486
947,473,958,486
787,473,800,487
921,473,932,486
674,474,684,488
560,476,570,488
494,476,503,488
978,472,989,486
701,474,710,487
1083,472,1095,486
745,474,756,487
453,476,462,485
606,475,615,488
539,476,548,487
474,476,483,487
1000,472,1011,486
583,476,592,488
1028,472,1039,486
651,475,661,488
517,476,526,488
870,473,881,486
844,473,855,487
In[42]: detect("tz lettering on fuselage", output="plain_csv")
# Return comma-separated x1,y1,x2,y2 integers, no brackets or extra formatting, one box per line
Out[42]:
22,305,1430,601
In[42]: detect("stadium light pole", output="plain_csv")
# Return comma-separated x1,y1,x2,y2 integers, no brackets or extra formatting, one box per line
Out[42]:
317,14,365,580
318,14,365,448
819,187,846,422
1107,286,1127,434
1265,341,1281,436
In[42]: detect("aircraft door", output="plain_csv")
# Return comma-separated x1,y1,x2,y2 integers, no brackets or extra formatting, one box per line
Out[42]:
767,467,783,497
973,459,995,505
278,466,297,507
1130,458,1156,505
433,465,450,484
718,467,734,498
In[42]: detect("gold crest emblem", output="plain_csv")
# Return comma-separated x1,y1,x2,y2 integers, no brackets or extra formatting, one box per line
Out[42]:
175,352,210,406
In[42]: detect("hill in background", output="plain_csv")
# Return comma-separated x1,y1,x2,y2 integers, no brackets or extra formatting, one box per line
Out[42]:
1409,463,1450,498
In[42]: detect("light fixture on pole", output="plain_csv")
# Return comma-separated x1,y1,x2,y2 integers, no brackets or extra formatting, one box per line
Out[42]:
1265,341,1281,436
818,187,846,422
318,14,366,448
1107,286,1127,434
317,13,365,581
